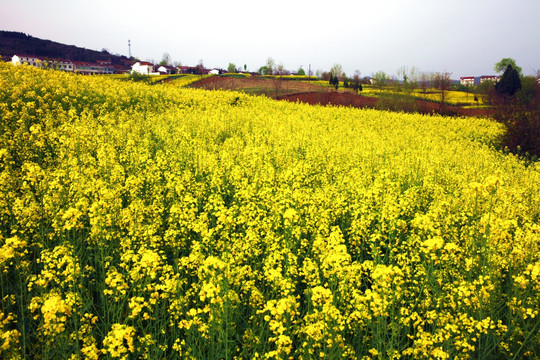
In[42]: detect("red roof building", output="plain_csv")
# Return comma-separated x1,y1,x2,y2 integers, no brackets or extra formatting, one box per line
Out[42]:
460,76,475,86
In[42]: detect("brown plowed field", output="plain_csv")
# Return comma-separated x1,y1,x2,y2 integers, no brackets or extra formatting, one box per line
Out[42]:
190,76,493,117
277,92,377,108
279,92,494,117
191,76,328,95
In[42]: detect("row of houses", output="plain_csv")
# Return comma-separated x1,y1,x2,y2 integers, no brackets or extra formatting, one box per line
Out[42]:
15,55,537,84
459,75,500,86
131,61,178,75
11,55,124,75
12,54,223,76
130,61,226,76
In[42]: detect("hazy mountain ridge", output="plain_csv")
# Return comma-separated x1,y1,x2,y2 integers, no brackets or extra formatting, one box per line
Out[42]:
0,30,132,65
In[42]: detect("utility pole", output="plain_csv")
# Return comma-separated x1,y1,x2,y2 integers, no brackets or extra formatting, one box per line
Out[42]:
308,64,311,83
128,40,132,58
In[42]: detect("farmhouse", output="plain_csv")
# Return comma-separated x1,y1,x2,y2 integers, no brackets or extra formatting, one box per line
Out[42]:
131,61,159,75
72,61,115,75
480,75,498,83
157,65,176,74
11,54,120,74
12,54,41,67
460,76,475,86
12,54,74,72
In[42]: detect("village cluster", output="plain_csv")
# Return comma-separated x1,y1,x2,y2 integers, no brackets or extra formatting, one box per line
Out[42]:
10,54,219,75
459,75,499,86
12,54,516,86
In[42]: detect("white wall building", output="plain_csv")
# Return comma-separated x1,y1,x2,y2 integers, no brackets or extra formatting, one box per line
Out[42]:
12,55,43,67
460,76,475,86
132,61,157,75
157,65,176,74
480,75,498,83
13,55,74,72
12,54,121,74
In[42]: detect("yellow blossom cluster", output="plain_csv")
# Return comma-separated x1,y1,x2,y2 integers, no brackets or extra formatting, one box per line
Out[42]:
0,62,539,359
102,323,136,359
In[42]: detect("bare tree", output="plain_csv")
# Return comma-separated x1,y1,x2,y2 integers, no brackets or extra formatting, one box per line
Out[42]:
399,66,419,92
407,66,419,91
160,52,172,66
397,66,408,86
266,57,275,75
330,64,345,81
272,63,285,98
432,72,452,113
419,72,430,94
195,59,205,80
353,70,362,93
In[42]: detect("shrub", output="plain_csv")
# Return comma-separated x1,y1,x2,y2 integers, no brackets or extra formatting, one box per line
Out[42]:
376,93,418,113
490,68,540,158
127,71,151,83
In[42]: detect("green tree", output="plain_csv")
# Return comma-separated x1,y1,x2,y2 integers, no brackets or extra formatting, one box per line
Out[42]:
127,71,151,83
372,71,388,88
297,67,306,76
517,75,539,106
227,63,237,73
495,65,521,96
329,75,339,90
494,58,522,75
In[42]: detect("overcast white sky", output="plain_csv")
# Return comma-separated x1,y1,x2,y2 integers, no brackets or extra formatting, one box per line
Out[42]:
2,0,539,77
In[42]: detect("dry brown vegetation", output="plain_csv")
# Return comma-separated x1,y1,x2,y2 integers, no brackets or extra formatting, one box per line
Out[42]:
190,76,494,117
190,76,329,97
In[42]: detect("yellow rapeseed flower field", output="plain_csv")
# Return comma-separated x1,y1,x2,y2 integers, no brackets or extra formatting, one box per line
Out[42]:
0,62,539,359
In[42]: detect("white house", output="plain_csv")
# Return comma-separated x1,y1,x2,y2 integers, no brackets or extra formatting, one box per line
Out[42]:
480,75,498,83
157,65,176,74
208,69,220,75
12,54,122,74
12,55,43,67
13,55,75,72
131,61,156,75
460,76,475,86
72,61,112,75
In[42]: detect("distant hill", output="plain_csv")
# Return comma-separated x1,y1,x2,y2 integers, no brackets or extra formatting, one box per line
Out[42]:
0,30,133,67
